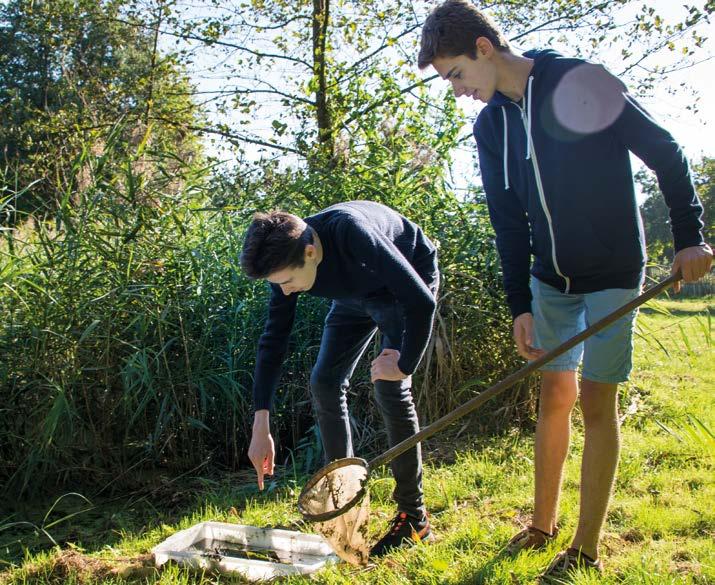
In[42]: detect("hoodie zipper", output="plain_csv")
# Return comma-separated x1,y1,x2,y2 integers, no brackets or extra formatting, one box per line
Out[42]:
511,91,571,294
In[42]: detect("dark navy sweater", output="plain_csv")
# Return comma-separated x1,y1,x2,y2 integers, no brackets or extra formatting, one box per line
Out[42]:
474,49,705,318
252,201,438,412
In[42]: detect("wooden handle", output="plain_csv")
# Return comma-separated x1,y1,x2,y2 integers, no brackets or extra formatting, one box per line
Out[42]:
369,273,680,470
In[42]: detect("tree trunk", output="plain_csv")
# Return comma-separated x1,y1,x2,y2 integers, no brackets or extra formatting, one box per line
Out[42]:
312,0,333,162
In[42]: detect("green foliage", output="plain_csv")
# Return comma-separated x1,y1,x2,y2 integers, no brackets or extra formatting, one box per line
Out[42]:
0,112,522,499
638,157,714,263
1,0,710,507
656,414,715,458
0,75,531,498
0,123,260,494
0,300,712,583
219,73,532,443
0,0,201,217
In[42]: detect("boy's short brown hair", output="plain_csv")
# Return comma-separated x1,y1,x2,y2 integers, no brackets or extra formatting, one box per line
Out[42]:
240,211,313,279
418,0,510,69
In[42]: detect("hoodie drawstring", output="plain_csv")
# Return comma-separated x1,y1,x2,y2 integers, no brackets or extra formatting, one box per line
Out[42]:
525,75,534,160
501,106,509,190
501,75,535,191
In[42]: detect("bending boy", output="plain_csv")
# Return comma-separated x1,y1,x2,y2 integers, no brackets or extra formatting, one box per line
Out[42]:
240,200,439,557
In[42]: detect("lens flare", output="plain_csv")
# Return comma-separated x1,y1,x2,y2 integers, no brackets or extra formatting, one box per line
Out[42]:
552,64,626,135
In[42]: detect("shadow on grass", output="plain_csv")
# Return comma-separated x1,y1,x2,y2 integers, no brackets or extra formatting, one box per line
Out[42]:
640,305,714,318
0,468,305,567
451,549,540,585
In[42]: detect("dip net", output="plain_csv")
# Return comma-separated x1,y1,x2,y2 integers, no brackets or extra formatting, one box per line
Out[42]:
298,457,371,565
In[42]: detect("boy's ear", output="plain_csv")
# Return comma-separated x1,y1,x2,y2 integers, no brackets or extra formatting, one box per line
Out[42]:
475,36,495,58
304,244,316,261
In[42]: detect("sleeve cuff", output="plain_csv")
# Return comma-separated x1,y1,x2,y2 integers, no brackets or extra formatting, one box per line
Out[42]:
507,294,532,320
253,398,272,413
672,232,705,253
397,356,416,376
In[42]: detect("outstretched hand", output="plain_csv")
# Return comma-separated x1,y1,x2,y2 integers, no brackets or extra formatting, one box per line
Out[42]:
248,420,274,491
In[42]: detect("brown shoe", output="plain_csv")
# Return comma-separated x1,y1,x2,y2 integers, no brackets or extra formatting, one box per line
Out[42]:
540,547,603,582
505,525,559,555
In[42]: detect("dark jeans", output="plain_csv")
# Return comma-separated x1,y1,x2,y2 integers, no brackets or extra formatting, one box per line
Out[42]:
309,281,437,518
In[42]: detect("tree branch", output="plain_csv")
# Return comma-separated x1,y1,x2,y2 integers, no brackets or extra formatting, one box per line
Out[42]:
634,55,714,76
337,22,422,80
107,16,313,69
340,74,438,128
152,117,306,157
312,0,333,153
508,1,620,42
234,14,312,30
144,1,163,126
167,76,315,106
180,87,315,106
618,19,710,77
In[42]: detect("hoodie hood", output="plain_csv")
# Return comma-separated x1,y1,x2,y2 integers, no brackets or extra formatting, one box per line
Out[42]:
486,48,563,108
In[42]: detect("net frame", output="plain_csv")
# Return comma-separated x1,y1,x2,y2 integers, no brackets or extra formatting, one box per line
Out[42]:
298,457,370,522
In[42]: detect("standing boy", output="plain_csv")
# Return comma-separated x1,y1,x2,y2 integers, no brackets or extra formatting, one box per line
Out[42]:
418,0,711,579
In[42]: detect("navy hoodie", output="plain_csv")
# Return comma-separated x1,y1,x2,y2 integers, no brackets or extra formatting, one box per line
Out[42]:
252,201,438,412
474,49,705,319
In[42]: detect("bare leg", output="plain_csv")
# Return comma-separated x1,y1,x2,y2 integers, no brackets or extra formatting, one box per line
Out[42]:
532,370,579,534
571,378,620,560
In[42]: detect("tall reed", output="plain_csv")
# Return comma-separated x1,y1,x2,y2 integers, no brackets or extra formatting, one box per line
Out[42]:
0,123,532,499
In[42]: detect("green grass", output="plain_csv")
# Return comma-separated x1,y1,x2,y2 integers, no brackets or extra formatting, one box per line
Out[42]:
1,296,713,584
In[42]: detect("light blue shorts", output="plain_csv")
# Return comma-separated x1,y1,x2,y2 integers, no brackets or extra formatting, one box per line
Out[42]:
530,277,641,383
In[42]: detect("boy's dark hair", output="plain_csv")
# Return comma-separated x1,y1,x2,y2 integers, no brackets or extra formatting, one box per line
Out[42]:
240,211,314,278
418,0,510,69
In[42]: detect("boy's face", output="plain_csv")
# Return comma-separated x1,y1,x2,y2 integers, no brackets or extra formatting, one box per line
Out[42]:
431,39,497,103
266,244,319,296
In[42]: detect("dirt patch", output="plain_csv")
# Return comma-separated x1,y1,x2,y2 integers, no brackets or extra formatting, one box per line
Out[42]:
671,559,702,576
18,550,155,584
620,527,645,543
600,531,629,556
670,549,702,576
672,550,695,563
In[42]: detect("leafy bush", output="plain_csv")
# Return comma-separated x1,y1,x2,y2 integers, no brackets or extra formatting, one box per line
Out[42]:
0,111,534,499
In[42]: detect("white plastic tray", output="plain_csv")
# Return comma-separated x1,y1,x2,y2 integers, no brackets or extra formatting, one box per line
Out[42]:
152,521,339,580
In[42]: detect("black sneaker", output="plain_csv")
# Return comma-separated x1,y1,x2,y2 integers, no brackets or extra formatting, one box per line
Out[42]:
369,511,432,558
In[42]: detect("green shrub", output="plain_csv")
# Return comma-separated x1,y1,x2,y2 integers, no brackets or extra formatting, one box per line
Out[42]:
0,116,531,500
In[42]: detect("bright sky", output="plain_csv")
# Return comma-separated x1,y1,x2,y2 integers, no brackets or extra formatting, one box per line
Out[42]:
177,0,714,196
4,0,710,187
